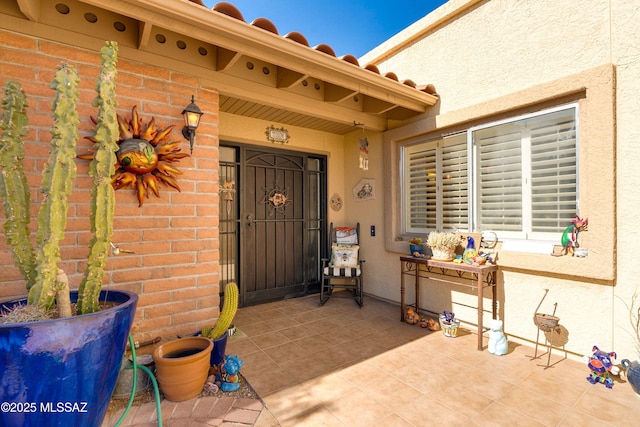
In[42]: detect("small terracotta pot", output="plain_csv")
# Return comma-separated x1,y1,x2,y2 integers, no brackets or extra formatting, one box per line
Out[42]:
152,337,213,401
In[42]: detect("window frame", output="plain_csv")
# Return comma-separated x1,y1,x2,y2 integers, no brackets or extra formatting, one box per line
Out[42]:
401,103,579,246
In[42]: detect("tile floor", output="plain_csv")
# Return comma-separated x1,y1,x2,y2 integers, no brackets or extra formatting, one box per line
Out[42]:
235,293,639,427
108,293,640,426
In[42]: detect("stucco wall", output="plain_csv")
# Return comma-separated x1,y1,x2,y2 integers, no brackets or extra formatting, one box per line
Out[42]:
355,0,640,360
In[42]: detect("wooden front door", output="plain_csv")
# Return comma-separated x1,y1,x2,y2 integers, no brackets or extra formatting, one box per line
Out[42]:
219,144,326,307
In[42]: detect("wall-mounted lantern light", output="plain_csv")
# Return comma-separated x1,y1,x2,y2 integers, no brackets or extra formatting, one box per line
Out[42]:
181,95,204,153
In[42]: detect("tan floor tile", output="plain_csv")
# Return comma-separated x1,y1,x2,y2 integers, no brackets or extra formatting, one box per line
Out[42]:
279,354,334,382
393,396,472,427
312,342,362,369
433,378,495,419
225,336,261,356
517,370,587,407
447,363,516,401
250,330,291,350
372,413,416,427
245,364,295,396
364,375,423,411
584,375,640,411
573,388,640,426
498,385,570,426
267,316,302,331
340,356,389,388
278,324,315,341
292,333,335,353
240,322,275,338
261,384,315,421
474,401,545,427
281,406,345,427
236,350,277,377
262,340,309,364
557,409,617,427
327,388,394,427
300,370,359,402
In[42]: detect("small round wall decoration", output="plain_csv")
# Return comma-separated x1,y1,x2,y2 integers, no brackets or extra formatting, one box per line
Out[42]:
330,193,343,211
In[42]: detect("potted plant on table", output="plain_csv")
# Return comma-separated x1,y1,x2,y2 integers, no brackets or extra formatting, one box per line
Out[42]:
0,41,137,427
408,237,424,256
427,231,461,261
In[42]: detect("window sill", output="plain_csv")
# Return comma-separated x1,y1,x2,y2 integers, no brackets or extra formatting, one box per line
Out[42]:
500,239,555,255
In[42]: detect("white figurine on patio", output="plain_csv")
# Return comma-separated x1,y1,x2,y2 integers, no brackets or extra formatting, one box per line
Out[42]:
487,319,509,356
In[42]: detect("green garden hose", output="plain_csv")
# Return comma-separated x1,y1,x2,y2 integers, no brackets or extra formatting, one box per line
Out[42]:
115,334,162,427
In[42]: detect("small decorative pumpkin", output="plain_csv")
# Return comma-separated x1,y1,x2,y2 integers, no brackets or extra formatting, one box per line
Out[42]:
427,318,441,331
405,308,419,325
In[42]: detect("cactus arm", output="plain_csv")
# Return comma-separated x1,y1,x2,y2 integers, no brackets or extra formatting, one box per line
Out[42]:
77,41,119,315
0,81,36,288
203,282,238,340
27,64,80,309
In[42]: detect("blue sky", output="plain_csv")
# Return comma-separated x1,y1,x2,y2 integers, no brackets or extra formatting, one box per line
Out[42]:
202,0,448,58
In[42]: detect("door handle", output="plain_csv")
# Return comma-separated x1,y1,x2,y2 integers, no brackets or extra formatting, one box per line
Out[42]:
246,214,253,227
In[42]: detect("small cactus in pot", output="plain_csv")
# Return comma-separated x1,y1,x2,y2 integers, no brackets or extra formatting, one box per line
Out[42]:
0,41,120,317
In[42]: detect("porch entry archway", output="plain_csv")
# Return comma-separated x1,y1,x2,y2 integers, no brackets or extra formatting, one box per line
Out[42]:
220,143,327,307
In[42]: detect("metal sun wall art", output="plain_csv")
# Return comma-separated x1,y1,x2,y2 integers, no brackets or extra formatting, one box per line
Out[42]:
78,105,190,207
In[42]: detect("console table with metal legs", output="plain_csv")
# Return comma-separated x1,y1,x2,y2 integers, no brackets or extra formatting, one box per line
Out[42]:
399,256,500,350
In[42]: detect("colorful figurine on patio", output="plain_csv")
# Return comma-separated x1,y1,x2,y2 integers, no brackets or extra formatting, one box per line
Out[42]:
487,319,509,356
217,355,244,392
560,215,588,256
585,345,619,389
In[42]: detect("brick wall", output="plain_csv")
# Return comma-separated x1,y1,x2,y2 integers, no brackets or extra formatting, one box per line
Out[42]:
0,30,220,342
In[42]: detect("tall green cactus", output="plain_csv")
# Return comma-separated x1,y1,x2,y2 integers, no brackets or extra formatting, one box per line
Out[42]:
27,64,81,309
77,41,120,315
0,82,36,289
0,41,120,315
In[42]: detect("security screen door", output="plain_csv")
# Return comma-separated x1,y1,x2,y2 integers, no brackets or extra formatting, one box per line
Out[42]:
219,144,326,307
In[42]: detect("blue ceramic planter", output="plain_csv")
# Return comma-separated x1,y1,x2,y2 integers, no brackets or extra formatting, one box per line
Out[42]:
210,333,229,368
409,244,423,255
0,290,137,427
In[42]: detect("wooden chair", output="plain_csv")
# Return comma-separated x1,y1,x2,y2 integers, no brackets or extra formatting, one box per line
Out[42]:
320,223,364,307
